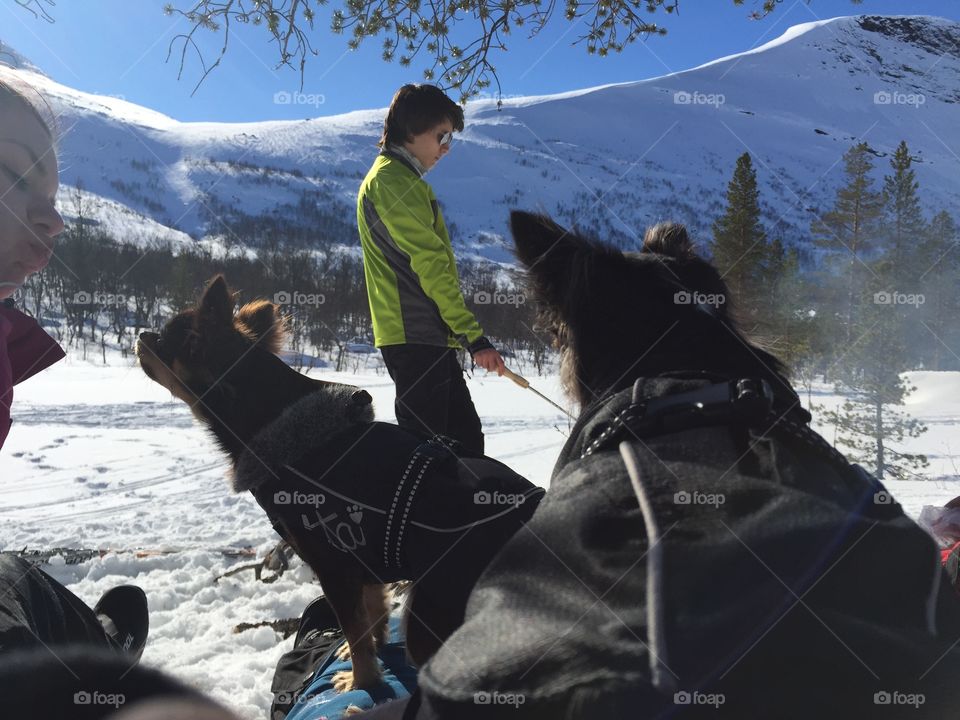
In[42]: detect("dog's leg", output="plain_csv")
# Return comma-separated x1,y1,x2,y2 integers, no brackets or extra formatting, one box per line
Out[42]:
404,572,475,667
365,584,391,648
324,574,382,691
403,586,445,667
335,584,389,662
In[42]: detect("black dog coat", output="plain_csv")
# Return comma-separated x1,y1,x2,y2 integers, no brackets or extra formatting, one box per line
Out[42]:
418,374,960,719
232,386,543,585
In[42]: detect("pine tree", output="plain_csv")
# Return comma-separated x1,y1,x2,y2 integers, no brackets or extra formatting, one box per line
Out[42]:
712,152,768,319
761,238,815,369
878,141,929,368
822,294,928,480
882,141,927,287
817,141,935,480
792,310,829,407
823,244,928,481
919,211,960,370
811,142,883,345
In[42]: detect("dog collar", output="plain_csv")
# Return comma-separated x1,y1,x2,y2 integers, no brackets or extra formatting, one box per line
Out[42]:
581,377,824,463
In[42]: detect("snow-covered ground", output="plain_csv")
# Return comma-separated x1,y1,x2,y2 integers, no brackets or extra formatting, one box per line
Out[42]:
0,352,571,716
1,354,957,717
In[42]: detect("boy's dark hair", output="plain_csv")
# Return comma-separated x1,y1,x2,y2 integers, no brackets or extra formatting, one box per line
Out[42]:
379,84,465,148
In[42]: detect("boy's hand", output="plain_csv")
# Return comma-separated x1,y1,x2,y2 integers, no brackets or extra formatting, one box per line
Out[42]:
473,349,506,376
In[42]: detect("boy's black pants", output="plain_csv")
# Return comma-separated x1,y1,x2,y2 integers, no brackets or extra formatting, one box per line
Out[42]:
380,344,484,455
0,554,211,718
0,553,112,653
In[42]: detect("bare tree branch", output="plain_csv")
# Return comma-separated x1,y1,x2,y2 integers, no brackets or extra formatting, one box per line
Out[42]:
736,0,861,21
15,0,56,23
164,0,320,93
7,0,857,104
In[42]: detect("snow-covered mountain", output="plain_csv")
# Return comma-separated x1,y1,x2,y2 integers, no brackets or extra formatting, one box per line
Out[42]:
3,14,958,264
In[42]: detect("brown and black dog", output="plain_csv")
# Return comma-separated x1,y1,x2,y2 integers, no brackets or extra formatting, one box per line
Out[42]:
136,276,541,692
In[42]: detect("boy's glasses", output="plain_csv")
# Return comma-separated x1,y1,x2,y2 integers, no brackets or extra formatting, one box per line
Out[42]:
438,131,454,147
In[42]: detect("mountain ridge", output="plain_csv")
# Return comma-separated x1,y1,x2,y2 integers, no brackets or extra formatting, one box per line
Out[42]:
2,14,957,264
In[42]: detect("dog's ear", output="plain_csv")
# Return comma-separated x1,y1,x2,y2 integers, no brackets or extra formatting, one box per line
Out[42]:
511,209,624,320
643,222,696,260
640,222,732,315
236,300,287,354
510,211,579,269
198,275,235,327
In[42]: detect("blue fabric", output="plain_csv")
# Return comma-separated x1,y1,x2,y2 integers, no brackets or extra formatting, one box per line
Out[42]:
285,612,417,720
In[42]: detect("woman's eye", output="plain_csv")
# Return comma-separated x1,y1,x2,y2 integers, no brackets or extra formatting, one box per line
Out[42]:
1,165,29,191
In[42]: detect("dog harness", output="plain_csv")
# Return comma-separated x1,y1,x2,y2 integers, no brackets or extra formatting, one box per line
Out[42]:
582,375,857,477
266,429,544,583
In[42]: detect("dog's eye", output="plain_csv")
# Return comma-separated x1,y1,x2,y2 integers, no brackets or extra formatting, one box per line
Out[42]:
187,331,202,358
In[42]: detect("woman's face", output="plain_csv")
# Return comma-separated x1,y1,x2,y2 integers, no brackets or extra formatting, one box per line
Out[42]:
0,101,63,300
403,118,454,172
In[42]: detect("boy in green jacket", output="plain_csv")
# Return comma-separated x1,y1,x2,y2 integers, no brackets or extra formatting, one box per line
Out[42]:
357,84,504,454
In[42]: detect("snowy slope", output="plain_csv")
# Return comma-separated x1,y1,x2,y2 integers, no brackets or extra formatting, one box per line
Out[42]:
3,14,959,261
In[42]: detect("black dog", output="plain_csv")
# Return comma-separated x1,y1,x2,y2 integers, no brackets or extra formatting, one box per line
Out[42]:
137,276,542,691
413,212,960,719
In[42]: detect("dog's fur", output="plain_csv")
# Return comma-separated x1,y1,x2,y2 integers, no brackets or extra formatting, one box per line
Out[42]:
136,277,389,692
509,211,790,405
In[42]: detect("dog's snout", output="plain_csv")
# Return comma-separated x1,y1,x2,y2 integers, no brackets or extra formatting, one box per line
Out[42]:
136,332,160,359
351,389,372,405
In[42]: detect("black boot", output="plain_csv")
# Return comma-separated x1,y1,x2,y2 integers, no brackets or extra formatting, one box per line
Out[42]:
94,585,149,662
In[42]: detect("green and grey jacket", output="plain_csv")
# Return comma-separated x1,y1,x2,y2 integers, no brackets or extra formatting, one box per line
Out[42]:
357,149,493,354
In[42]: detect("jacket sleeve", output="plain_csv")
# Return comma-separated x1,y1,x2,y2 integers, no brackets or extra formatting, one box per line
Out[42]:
0,354,10,453
375,180,486,348
0,305,66,454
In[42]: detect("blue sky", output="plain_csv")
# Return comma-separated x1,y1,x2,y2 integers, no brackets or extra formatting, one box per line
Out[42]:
2,0,957,122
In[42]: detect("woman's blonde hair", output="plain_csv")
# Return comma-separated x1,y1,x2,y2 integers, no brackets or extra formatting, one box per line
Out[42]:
0,65,58,142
